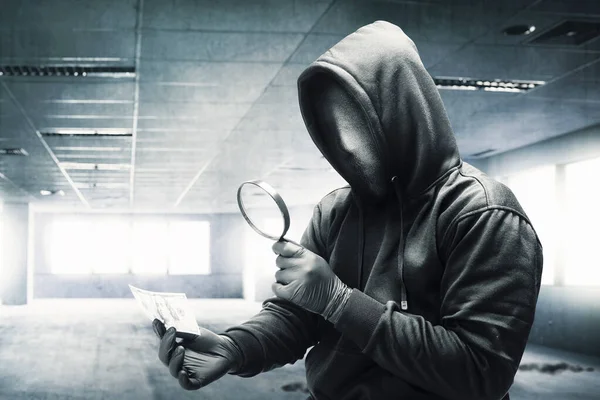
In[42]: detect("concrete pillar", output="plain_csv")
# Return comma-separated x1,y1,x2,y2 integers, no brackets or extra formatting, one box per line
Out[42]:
0,202,30,305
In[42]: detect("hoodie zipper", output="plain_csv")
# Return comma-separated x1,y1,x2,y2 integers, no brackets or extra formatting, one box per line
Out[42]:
356,196,365,290
354,180,408,310
391,176,408,310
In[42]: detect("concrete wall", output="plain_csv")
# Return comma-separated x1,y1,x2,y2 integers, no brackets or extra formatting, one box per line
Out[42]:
530,286,600,356
473,124,600,357
0,202,30,305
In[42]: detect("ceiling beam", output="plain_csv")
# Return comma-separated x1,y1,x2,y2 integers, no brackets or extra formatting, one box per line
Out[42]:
0,81,91,208
129,0,145,207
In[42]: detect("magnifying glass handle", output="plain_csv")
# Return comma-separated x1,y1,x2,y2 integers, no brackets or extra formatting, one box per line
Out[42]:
279,237,303,248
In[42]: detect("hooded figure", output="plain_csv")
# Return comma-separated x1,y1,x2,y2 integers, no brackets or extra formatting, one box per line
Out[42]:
155,21,543,400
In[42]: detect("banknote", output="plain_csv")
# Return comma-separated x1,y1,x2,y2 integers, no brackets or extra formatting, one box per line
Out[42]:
129,284,200,335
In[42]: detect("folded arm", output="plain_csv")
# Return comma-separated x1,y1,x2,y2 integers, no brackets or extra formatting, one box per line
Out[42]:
334,208,543,400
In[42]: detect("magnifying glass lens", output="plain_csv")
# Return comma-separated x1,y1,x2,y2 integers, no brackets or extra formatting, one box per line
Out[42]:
239,183,286,238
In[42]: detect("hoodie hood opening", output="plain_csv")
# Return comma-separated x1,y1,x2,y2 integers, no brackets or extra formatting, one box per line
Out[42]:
299,69,392,201
297,21,461,201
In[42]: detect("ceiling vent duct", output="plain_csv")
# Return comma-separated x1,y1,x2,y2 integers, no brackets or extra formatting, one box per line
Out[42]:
433,77,544,93
0,148,29,156
527,20,600,46
0,65,135,78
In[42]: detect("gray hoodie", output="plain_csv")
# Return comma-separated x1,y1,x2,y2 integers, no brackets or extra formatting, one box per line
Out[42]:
225,21,543,400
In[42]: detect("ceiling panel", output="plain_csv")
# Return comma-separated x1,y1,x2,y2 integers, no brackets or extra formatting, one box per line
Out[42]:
138,102,250,118
141,31,304,62
14,102,135,117
0,30,135,61
135,116,242,132
288,34,465,69
272,63,309,86
143,0,332,32
439,90,520,132
134,130,228,141
139,61,281,86
0,0,137,30
312,0,537,42
1,0,598,212
4,81,135,102
475,10,600,53
256,85,299,105
135,150,208,166
529,79,600,102
530,0,600,16
288,33,346,64
43,136,132,150
33,117,134,131
0,148,69,200
457,96,600,155
427,44,600,80
567,59,600,82
234,102,305,132
0,176,35,203
138,83,266,103
56,154,132,164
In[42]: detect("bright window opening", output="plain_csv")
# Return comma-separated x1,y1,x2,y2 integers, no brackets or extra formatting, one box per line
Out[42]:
168,221,211,275
48,219,93,274
131,219,169,275
564,157,600,287
90,219,130,274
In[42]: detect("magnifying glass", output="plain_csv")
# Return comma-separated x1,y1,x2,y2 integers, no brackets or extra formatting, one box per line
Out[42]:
237,180,301,246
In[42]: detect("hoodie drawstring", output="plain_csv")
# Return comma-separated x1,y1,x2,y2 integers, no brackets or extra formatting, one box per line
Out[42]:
357,199,365,290
391,176,408,310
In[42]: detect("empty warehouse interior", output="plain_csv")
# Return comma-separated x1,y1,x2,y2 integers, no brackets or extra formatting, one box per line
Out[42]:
1,0,600,399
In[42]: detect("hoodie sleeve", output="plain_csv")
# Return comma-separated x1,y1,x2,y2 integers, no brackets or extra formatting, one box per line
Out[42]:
221,205,325,377
335,208,543,400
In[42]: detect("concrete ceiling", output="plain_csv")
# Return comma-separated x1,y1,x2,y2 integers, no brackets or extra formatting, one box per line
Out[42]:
0,0,599,212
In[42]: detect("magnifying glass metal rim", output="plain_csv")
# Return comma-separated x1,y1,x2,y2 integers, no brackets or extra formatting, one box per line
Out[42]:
237,180,291,241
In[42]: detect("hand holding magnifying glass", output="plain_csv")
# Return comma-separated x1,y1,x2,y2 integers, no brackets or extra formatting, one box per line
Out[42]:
236,180,353,324
236,180,302,247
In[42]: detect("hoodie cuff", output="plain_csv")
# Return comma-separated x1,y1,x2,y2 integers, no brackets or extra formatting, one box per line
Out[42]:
334,289,386,350
221,328,264,377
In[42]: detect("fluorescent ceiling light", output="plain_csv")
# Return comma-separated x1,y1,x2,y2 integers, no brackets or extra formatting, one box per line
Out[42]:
40,189,65,196
43,100,133,104
40,128,132,136
0,65,135,78
60,162,131,171
55,154,127,159
53,146,124,151
0,148,29,156
75,182,129,189
433,76,544,92
503,25,536,36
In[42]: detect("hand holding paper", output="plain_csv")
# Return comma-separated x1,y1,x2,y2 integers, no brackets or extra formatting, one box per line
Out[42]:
129,284,200,335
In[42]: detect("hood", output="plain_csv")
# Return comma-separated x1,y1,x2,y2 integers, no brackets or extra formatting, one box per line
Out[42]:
297,20,461,200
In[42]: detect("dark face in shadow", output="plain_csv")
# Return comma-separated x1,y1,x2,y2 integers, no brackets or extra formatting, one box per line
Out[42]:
310,78,388,199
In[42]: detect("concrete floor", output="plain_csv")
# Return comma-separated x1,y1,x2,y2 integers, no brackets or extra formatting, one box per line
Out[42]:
0,299,598,400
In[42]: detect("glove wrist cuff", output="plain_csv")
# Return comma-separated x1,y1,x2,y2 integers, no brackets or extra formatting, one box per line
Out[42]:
322,284,353,324
219,334,244,374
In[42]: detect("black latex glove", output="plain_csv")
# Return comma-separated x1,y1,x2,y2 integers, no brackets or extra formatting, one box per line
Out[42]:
272,241,352,323
153,319,243,390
